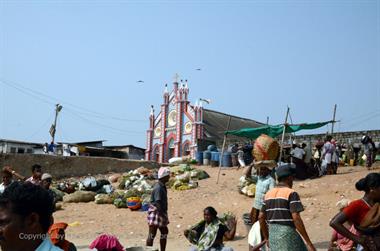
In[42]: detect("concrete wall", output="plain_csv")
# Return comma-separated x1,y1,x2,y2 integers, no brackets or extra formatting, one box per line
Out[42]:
0,154,160,179
293,129,380,145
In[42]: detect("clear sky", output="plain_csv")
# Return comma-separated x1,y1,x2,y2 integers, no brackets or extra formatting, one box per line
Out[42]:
0,0,379,148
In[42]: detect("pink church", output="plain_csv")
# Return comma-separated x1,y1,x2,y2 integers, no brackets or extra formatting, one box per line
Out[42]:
145,77,263,163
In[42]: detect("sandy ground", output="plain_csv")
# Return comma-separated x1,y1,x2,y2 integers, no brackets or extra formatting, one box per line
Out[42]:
53,164,379,251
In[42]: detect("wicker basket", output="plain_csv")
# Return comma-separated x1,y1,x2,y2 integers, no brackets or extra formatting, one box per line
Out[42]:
253,134,279,161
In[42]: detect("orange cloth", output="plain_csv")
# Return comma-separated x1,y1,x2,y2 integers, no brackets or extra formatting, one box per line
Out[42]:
48,222,71,251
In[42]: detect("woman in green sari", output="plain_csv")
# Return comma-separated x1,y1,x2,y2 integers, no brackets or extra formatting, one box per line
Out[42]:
184,207,236,251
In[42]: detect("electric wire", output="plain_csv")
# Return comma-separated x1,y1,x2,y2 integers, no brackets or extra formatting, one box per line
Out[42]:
0,78,146,122
63,109,145,135
28,113,55,139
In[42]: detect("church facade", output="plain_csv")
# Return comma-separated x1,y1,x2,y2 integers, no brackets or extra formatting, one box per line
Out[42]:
145,77,264,163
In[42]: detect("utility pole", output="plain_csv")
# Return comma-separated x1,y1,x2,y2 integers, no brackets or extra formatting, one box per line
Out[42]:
266,116,269,125
331,104,337,134
49,104,63,143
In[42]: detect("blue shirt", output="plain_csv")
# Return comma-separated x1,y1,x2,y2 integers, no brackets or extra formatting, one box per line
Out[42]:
35,237,63,251
253,175,276,210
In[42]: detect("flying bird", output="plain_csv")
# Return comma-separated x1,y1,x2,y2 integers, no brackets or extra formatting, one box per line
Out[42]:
196,68,201,71
137,80,144,83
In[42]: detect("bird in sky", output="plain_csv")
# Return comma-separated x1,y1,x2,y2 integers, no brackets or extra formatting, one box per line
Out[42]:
196,68,201,71
137,80,144,83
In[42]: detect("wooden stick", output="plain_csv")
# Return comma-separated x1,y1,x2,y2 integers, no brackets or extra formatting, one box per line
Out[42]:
278,107,290,164
216,116,232,184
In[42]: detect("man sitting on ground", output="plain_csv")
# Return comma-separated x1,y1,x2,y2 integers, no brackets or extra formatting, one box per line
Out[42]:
0,181,61,251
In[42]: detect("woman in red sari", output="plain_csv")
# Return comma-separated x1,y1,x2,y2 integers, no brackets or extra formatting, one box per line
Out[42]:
330,173,380,251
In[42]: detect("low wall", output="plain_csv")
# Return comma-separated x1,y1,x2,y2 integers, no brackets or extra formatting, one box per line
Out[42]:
293,129,380,145
0,154,160,179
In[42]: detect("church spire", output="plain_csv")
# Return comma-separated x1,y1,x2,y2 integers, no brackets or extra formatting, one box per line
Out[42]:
150,105,154,116
163,84,169,104
173,73,179,94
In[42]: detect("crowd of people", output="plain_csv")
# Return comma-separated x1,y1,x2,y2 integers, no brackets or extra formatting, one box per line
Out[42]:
289,135,378,181
0,134,379,251
228,134,378,182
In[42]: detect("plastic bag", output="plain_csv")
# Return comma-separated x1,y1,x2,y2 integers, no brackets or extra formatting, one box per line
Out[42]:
82,177,97,188
100,184,113,194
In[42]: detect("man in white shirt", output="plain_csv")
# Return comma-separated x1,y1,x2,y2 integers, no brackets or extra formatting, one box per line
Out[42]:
0,168,13,194
25,164,42,186
291,143,308,180
291,144,305,161
322,135,335,175
0,182,62,251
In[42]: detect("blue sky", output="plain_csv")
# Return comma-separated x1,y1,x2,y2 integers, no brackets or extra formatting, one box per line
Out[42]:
0,0,379,148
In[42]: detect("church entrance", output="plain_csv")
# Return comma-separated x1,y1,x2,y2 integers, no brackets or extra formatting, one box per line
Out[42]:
153,145,160,162
168,138,175,160
183,142,190,156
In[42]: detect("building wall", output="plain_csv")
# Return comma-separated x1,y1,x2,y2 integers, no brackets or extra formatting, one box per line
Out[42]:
0,154,160,179
0,142,36,154
127,147,145,160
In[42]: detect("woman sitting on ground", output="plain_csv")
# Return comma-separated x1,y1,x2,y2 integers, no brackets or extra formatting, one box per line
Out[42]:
184,207,237,251
330,173,380,251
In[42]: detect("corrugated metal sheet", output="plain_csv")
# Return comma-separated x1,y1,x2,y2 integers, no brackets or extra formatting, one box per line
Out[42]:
203,109,264,145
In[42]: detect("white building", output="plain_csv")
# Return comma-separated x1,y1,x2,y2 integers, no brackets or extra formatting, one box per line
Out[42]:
0,139,43,154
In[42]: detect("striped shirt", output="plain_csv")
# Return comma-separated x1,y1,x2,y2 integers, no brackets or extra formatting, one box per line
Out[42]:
261,187,304,228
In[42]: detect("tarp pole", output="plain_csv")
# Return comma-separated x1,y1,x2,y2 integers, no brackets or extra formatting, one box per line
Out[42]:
216,116,232,184
278,107,290,164
288,110,296,145
331,104,337,134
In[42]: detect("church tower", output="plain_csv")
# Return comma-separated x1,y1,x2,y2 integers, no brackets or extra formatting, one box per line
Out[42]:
145,74,202,163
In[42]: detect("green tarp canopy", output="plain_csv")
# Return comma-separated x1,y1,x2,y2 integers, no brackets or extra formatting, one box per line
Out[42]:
225,121,333,139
